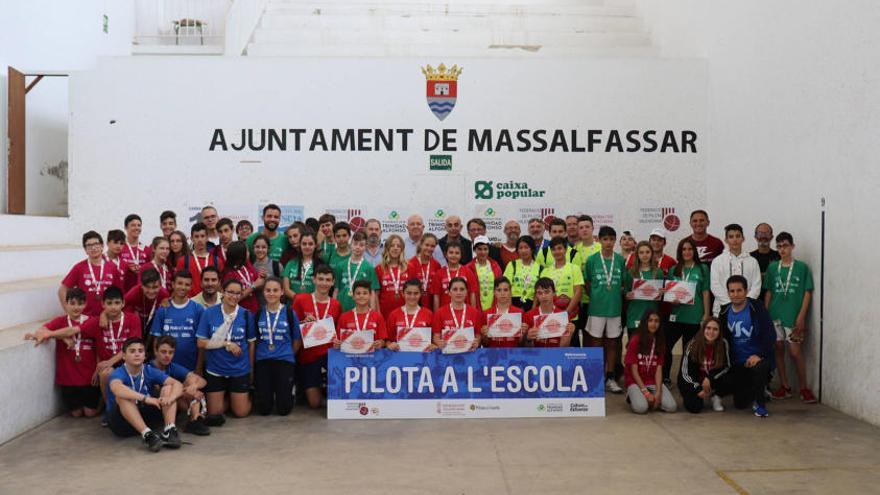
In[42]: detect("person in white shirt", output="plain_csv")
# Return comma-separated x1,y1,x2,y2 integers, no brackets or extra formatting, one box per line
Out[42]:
710,224,761,315
363,218,384,267
403,214,445,264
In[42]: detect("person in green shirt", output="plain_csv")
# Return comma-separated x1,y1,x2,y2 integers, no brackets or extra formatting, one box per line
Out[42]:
571,215,602,341
317,213,336,263
502,236,543,311
282,229,325,299
332,231,379,311
245,204,288,262
325,222,352,267
541,237,583,321
764,232,816,403
664,238,710,383
584,226,626,393
624,241,664,334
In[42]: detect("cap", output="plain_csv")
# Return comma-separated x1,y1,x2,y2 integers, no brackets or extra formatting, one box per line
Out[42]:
473,235,491,247
649,228,667,239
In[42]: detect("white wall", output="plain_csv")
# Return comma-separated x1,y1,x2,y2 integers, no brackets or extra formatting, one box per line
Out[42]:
639,0,880,424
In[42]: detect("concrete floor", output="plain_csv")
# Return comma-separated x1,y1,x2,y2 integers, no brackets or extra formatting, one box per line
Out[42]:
1,393,879,495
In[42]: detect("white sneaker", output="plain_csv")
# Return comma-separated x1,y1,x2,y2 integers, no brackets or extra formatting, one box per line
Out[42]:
606,378,623,394
710,394,724,412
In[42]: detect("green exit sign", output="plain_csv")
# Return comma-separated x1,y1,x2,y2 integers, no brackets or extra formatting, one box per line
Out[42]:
430,155,452,171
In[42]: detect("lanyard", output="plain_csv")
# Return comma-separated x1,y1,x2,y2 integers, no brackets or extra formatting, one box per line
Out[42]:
446,266,462,287
641,339,656,376
155,262,168,287
237,267,253,288
779,261,795,298
347,258,364,293
265,305,282,343
449,304,466,329
87,259,106,294
127,368,145,395
193,253,208,273
312,294,330,321
682,264,693,282
145,295,158,329
419,260,431,292
105,254,121,272
354,310,371,332
108,313,125,354
476,261,493,296
67,315,86,360
126,242,141,265
600,255,614,289
521,261,536,286
389,266,402,293
403,307,420,329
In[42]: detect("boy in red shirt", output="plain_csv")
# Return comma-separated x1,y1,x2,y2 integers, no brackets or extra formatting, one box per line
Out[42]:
24,288,100,418
334,280,387,352
120,214,151,292
177,222,217,296
524,278,575,347
104,229,126,274
124,268,170,335
60,231,124,317
211,218,235,270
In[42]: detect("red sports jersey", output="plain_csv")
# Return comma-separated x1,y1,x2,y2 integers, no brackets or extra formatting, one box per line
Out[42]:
483,305,524,348
61,259,124,317
385,306,434,342
524,307,565,348
45,315,96,386
119,242,151,293
141,260,172,292
223,263,261,313
337,309,388,342
375,264,410,319
292,293,342,365
624,333,664,387
123,285,169,333
431,304,483,335
211,245,228,272
428,265,479,308
175,252,218,296
406,256,441,309
80,311,142,361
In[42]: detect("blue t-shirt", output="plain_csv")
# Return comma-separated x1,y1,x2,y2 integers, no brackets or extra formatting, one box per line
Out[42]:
196,305,255,377
106,364,169,412
147,361,190,383
150,299,204,371
254,305,302,364
727,306,759,365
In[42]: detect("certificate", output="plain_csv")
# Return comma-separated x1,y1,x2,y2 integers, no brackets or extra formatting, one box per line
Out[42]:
631,279,664,301
301,317,337,349
397,327,432,352
341,330,374,354
487,312,522,339
535,312,569,339
663,281,697,305
442,327,475,354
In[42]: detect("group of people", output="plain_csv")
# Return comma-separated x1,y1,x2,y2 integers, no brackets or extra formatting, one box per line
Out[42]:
26,204,816,452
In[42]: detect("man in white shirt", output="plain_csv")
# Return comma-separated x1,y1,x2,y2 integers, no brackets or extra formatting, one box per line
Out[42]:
711,223,762,315
403,214,445,264
363,218,384,267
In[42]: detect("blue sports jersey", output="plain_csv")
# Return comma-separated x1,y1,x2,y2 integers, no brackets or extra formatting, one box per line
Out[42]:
727,306,758,365
150,299,204,371
147,361,190,383
196,305,255,377
254,305,301,364
106,364,169,411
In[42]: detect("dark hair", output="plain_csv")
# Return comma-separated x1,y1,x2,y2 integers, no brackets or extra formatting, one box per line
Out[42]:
726,274,748,291
466,218,487,230
318,213,336,226
263,276,283,289
314,264,335,279
222,278,243,290
724,223,743,236
672,238,703,277
150,235,169,251
262,203,281,216
103,286,124,301
141,268,160,286
493,276,511,289
65,287,87,303
106,229,125,244
635,309,666,356
236,219,254,234
216,217,234,231
690,209,709,220
403,278,422,291
548,236,567,249
122,337,145,352
444,239,463,254
124,214,142,227
252,234,270,249
577,214,594,226
351,279,372,293
160,210,177,223
82,231,103,248
168,230,189,268
172,270,193,283
292,228,326,281
333,222,351,236
305,217,320,232
549,218,566,231
448,276,469,291
516,235,536,257
775,231,794,244
598,226,616,239
223,241,248,272
351,231,367,243
190,222,207,236
534,277,555,292
155,335,177,349
201,266,220,280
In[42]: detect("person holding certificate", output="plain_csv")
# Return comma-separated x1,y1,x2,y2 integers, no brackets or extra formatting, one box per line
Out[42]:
375,234,411,319
432,277,482,353
335,280,387,353
664,238,711,384
502,236,542,311
482,277,526,348
386,280,435,352
253,277,301,416
624,241,665,335
624,309,677,413
524,278,575,348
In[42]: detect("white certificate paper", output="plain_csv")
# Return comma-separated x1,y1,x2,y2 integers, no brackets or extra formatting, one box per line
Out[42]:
397,327,432,352
340,330,374,354
535,312,569,339
663,281,697,305
301,317,337,349
487,312,522,339
442,327,475,354
632,279,664,301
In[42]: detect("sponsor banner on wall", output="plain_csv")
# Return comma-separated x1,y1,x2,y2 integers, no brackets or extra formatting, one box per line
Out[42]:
327,348,605,419
376,207,408,239
424,207,450,236
638,206,683,236
472,204,507,243
324,207,369,233
258,203,304,231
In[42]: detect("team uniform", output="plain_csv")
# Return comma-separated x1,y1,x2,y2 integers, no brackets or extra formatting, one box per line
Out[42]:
124,285,170,335
407,256,442,309
432,304,484,342
332,255,380,312
175,252,219,297
292,293,342,390
44,315,100,411
466,259,503,311
223,263,262,313
62,259,124,317
337,309,388,347
664,263,710,379
246,231,288,261
140,260,172,292
540,261,585,320
105,364,169,437
584,252,626,339
196,305,255,393
385,306,434,342
80,311,142,362
503,260,542,309
623,269,664,332
429,265,479,308
624,333,676,413
253,304,301,415
375,265,410,319
150,299,204,371
523,307,566,347
282,258,319,295
482,304,525,348
119,242,151,293
763,260,814,342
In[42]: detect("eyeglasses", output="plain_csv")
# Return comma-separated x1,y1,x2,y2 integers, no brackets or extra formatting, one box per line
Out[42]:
85,242,103,249
224,291,242,297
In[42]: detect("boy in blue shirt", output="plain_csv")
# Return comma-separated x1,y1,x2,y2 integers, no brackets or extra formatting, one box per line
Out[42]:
150,271,204,371
149,335,210,436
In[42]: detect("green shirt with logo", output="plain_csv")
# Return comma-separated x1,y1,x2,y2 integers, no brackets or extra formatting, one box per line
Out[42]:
623,268,664,330
503,259,543,303
763,260,813,327
666,263,709,325
246,231,288,262
584,252,625,317
282,258,317,295
331,254,380,311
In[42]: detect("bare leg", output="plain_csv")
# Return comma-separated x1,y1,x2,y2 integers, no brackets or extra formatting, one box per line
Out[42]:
159,385,178,425
789,342,807,388
306,387,322,409
206,391,226,415
117,398,147,432
228,392,251,417
83,407,100,418
775,341,789,388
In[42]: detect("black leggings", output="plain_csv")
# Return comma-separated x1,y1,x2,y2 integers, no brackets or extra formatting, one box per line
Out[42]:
678,372,735,413
664,322,700,381
254,359,295,416
731,359,771,409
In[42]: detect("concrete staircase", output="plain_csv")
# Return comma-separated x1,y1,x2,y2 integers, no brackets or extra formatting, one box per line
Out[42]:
246,0,655,57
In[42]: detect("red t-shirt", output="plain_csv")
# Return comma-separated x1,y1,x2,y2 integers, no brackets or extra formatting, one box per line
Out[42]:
385,306,434,342
483,305,524,348
292,293,342,365
699,345,715,381
375,264,410,319
499,245,519,271
428,265,479,309
80,311,142,361
45,315,96,386
61,259,124,317
624,333,664,387
406,256,441,309
123,285,170,333
175,252,218,296
337,309,388,342
119,242,151,293
431,304,483,336
524,307,565,348
223,263,261,313
141,260,172,292
685,234,725,264
211,245,228,272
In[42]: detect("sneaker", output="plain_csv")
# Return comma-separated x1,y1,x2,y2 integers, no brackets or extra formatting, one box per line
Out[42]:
204,414,226,427
160,426,182,449
143,430,163,452
752,402,769,418
800,388,818,404
771,386,792,400
710,394,724,412
605,378,623,394
184,417,211,436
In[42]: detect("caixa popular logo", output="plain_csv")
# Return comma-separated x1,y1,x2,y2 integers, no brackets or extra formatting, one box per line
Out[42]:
421,63,462,121
474,180,547,200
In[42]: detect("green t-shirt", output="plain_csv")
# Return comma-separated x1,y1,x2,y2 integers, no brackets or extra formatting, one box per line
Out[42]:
320,240,336,263
282,258,317,295
584,252,625,317
572,242,601,303
502,259,542,302
763,260,813,327
473,261,497,311
623,268,663,329
332,255,380,311
542,261,585,300
246,230,288,262
666,263,709,325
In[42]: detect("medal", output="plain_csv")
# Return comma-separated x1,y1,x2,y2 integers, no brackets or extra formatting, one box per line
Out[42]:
266,304,282,351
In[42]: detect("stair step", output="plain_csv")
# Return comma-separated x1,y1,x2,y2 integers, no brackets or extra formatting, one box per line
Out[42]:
258,15,643,33
247,42,657,57
263,3,637,17
0,244,82,284
0,277,63,330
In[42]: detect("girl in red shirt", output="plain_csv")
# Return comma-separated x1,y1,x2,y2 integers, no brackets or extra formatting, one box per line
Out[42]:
141,236,172,292
624,309,677,414
222,241,264,314
407,233,441,309
482,277,525,348
432,277,482,352
386,279,435,350
375,234,410,319
430,240,478,311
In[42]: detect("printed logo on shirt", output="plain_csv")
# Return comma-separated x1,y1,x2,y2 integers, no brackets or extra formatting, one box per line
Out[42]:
729,321,753,338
